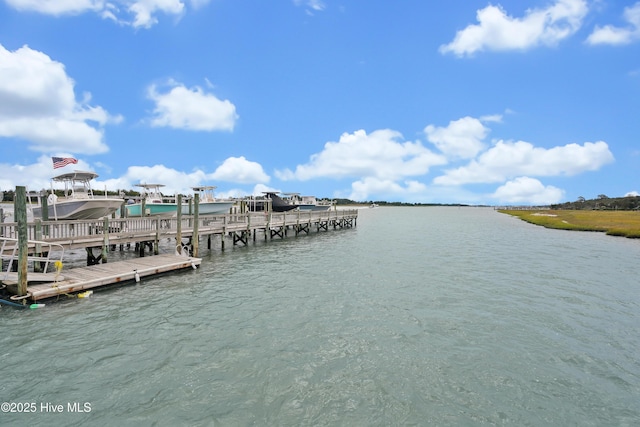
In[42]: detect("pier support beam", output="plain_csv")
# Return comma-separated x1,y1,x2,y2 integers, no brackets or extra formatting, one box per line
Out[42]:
86,247,103,265
233,230,249,246
294,222,310,235
270,226,284,239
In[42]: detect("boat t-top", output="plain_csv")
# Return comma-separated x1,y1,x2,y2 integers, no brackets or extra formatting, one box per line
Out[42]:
184,186,233,215
125,184,179,217
32,171,124,220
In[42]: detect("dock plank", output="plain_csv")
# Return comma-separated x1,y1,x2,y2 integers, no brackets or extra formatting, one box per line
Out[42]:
19,254,201,301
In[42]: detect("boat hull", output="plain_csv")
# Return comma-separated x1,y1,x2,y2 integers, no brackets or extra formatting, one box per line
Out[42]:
125,203,179,217
182,201,234,215
32,198,124,220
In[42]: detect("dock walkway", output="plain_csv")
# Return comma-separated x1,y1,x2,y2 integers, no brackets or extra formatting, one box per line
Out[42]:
4,253,201,302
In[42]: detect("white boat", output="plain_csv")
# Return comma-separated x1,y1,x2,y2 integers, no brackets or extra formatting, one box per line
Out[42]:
283,193,334,211
184,186,233,215
32,171,124,220
125,184,179,217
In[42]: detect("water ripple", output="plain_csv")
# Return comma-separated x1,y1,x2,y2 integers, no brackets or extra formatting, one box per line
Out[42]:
1,207,639,425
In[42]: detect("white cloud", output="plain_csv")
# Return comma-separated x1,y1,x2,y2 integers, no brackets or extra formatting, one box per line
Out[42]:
293,0,326,14
587,2,640,45
348,177,427,202
128,0,184,28
275,129,446,181
4,0,106,15
424,116,490,159
4,0,210,29
0,156,87,192
118,164,213,196
625,191,640,197
440,0,588,57
492,176,564,205
147,81,238,131
0,44,120,154
210,156,270,184
102,157,268,195
435,140,614,185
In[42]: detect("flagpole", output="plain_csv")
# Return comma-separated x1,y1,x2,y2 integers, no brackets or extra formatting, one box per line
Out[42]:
50,175,58,221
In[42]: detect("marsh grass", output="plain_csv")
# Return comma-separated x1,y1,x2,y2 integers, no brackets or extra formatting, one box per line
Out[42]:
498,210,640,239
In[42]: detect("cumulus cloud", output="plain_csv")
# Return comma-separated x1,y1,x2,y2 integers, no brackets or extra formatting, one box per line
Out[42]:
0,44,120,154
492,176,564,205
435,140,614,185
348,177,427,202
440,0,588,56
4,0,209,29
587,2,640,45
147,81,238,131
425,116,490,159
276,129,446,181
210,156,270,184
4,0,106,15
117,157,267,195
0,155,93,191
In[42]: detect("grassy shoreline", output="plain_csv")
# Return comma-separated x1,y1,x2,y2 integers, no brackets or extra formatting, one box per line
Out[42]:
498,209,640,239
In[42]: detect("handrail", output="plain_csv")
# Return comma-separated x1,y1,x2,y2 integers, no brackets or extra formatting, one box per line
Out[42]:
0,209,359,251
0,237,65,281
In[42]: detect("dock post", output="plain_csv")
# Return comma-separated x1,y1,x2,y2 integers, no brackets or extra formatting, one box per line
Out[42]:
34,220,43,272
154,218,159,255
249,212,255,241
192,193,199,257
101,217,109,263
221,215,226,250
266,211,271,240
14,186,28,298
176,194,183,255
41,191,49,221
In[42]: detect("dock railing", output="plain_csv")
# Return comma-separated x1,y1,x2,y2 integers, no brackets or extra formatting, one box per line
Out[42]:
1,237,65,282
0,209,358,251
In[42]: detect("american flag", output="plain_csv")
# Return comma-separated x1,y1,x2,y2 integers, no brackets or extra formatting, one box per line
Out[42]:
52,157,78,169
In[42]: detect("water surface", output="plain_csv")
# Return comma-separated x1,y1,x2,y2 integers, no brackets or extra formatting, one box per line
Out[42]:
1,207,639,426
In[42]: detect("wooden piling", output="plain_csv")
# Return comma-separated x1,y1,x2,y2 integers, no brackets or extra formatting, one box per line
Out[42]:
41,192,49,221
14,186,28,297
192,193,199,257
176,194,183,255
101,216,109,263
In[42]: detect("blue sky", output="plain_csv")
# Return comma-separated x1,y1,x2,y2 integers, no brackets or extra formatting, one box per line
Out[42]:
0,0,638,205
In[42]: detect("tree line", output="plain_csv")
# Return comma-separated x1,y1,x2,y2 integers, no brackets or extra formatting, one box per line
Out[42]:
551,195,640,210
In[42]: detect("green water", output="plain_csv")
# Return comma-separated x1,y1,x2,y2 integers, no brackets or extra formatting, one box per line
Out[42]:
1,207,639,426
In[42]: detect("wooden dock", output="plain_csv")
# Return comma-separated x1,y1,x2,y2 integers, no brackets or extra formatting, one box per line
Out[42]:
3,253,201,302
1,191,358,304
0,209,358,254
